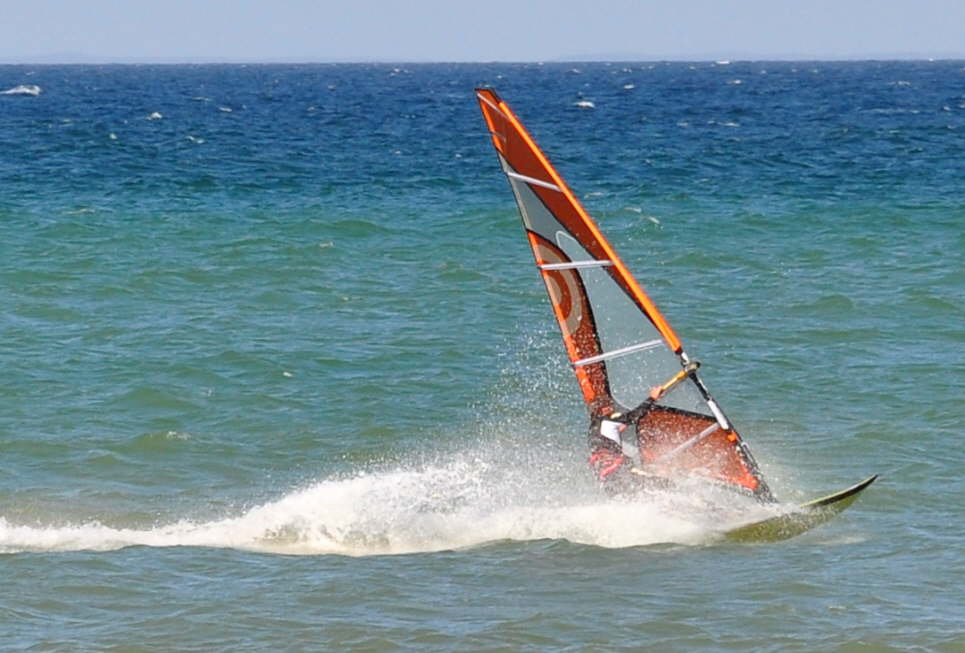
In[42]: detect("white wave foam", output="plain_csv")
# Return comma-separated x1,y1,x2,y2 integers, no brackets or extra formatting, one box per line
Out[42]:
0,451,764,556
1,84,41,96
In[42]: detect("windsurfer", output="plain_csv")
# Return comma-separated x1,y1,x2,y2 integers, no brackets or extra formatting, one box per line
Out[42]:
587,402,655,493
588,412,633,487
588,366,698,492
589,413,629,482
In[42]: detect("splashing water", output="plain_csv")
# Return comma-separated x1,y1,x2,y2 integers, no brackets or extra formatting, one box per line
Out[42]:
0,442,775,556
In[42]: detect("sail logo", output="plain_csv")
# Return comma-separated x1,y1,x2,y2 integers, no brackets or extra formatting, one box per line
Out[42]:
534,241,583,337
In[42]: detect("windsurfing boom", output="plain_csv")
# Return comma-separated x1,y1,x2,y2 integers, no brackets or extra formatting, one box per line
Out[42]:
476,88,775,502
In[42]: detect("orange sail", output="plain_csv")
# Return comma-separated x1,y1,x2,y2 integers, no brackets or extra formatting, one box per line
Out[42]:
476,89,773,500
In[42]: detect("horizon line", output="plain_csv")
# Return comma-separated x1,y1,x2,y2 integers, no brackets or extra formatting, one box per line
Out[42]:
3,52,965,66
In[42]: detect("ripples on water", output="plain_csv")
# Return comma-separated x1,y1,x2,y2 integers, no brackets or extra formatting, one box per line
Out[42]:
1,61,963,649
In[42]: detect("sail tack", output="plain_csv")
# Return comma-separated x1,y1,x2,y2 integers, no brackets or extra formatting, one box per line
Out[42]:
476,88,773,499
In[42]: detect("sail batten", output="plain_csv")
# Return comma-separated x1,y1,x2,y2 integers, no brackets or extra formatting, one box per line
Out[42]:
539,260,612,270
655,423,720,463
476,88,772,500
507,170,562,192
572,339,664,367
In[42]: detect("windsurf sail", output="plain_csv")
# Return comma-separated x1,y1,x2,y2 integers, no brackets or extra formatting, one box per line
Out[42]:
476,88,774,501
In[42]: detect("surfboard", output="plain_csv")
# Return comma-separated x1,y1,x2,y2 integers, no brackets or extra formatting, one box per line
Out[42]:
720,475,878,543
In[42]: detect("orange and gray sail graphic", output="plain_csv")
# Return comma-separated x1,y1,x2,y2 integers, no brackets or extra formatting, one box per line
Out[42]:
476,88,772,499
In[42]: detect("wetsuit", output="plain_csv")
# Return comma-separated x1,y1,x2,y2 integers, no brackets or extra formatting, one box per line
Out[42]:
587,398,658,492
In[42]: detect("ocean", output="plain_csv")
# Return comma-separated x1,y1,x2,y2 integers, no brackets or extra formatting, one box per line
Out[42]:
1,61,962,650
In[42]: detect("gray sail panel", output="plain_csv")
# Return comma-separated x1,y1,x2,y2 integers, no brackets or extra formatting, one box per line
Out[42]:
505,173,708,414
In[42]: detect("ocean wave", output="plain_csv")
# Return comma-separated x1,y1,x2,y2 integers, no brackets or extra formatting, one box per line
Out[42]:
1,84,41,96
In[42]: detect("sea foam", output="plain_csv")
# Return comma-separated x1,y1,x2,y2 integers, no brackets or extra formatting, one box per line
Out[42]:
0,450,769,556
1,84,41,96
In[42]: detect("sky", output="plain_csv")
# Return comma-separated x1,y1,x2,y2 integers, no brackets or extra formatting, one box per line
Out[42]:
2,0,963,63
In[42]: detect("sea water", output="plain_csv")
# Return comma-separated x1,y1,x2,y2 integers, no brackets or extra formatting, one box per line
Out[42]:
1,62,962,650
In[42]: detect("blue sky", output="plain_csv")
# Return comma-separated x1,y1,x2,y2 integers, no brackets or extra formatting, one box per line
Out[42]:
3,0,963,62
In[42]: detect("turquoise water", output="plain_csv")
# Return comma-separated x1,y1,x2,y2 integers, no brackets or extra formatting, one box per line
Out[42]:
1,62,963,650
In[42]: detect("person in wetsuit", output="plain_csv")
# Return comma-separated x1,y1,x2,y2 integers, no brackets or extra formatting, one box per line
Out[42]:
587,403,655,494
588,411,633,484
589,361,701,490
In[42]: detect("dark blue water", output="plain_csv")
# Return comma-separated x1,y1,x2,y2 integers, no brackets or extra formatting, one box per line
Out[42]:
1,62,963,650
